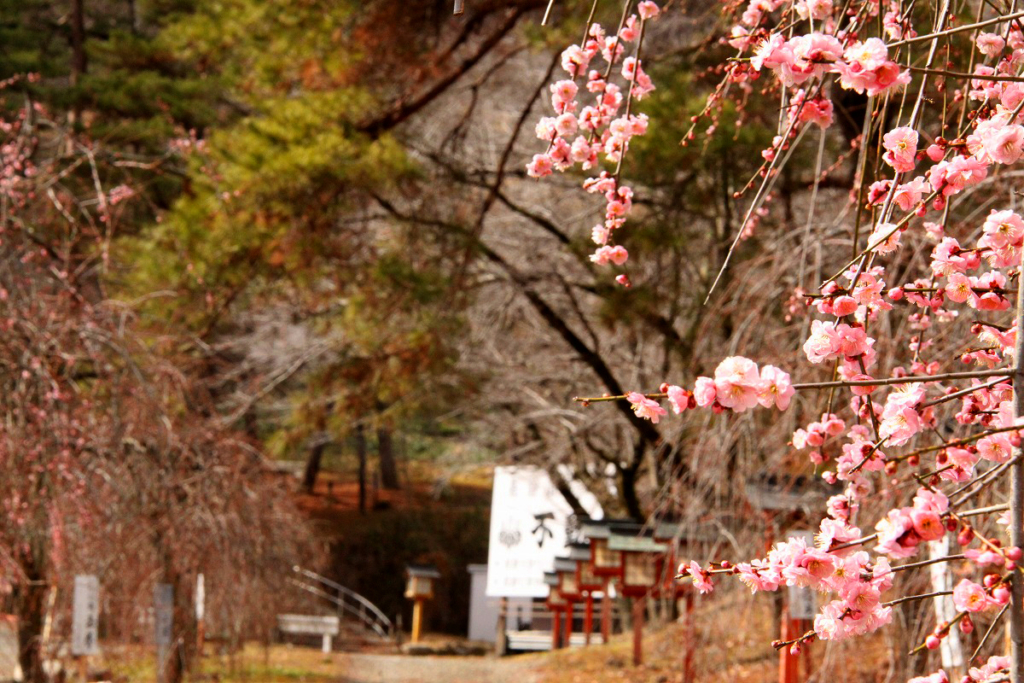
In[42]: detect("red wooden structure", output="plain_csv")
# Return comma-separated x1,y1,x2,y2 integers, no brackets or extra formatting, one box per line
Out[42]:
607,533,667,667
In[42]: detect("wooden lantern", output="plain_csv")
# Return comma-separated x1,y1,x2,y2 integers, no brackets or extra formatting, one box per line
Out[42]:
405,565,440,643
554,558,581,600
607,535,667,667
405,565,440,599
568,543,602,592
607,535,667,598
544,572,564,608
653,521,716,598
568,542,602,645
581,520,642,577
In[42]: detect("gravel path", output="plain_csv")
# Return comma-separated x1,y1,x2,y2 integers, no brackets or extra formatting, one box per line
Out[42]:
335,652,542,683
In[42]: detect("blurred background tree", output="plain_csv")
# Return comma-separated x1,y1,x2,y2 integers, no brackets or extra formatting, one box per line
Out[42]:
0,0,880,661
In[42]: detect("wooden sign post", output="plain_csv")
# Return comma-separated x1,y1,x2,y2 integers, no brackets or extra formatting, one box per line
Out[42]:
653,522,713,683
195,574,205,658
154,584,174,683
569,542,602,646
746,475,835,683
554,558,581,648
71,575,100,682
544,572,566,649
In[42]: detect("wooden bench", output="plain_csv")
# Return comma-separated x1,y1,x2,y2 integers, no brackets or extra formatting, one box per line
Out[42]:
276,614,340,653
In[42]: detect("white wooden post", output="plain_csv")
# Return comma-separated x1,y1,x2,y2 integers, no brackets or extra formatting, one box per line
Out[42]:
929,538,963,670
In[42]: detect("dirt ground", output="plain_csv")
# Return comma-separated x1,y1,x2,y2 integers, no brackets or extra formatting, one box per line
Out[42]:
335,652,542,683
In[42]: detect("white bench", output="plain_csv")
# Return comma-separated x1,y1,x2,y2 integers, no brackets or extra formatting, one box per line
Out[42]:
505,629,589,651
277,614,340,653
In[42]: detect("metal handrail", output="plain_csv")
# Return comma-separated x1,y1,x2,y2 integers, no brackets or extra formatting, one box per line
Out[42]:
287,579,389,638
291,566,393,637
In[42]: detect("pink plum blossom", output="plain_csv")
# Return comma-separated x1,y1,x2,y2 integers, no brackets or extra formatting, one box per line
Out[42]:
881,126,918,173
758,365,794,410
953,579,996,613
626,391,666,423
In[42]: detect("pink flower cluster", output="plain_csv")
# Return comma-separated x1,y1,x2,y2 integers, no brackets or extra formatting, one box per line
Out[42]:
732,524,894,642
681,560,714,594
691,356,794,412
892,209,1024,328
874,488,948,559
952,578,1002,613
526,4,662,275
881,126,917,173
554,0,1024,671
969,656,1011,682
788,88,834,129
878,382,930,446
979,209,1024,268
802,319,875,367
752,33,909,98
624,356,794,424
811,266,890,325
912,657,1013,683
792,412,846,462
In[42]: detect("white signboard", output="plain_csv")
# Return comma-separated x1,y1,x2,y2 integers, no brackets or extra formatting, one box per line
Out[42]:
787,531,817,620
71,575,100,656
485,466,602,598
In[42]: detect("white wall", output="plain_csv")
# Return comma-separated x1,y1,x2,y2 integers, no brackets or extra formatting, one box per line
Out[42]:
467,565,498,642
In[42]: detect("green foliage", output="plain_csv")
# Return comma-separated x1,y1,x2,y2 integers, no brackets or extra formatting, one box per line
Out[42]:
158,0,356,102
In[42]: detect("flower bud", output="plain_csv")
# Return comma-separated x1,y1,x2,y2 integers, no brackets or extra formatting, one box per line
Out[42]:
959,615,974,634
925,635,941,650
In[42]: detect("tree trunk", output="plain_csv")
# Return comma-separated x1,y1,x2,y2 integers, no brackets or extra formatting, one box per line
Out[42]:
356,425,367,514
377,427,400,490
165,571,197,683
619,466,644,521
14,551,48,683
156,537,197,683
127,0,140,33
1008,253,1024,683
302,440,327,493
551,468,586,517
70,0,87,82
